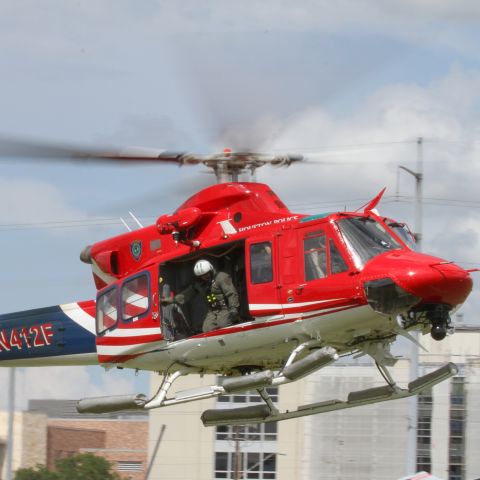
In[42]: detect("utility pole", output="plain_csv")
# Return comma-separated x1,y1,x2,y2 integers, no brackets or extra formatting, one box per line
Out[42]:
145,424,166,480
5,368,15,480
399,137,423,475
233,426,242,480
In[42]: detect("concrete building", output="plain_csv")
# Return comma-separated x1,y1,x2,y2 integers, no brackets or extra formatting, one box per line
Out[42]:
147,327,480,480
0,400,149,480
0,410,47,478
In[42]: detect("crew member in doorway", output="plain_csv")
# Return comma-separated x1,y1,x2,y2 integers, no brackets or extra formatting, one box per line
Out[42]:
162,259,240,333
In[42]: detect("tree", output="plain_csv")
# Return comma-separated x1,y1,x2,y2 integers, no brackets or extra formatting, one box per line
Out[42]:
14,453,121,480
55,453,121,480
14,465,59,480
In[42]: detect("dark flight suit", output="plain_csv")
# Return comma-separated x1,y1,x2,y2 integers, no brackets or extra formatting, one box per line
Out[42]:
173,271,240,333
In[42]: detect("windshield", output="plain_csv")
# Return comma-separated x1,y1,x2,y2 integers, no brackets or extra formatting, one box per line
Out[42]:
337,217,402,269
385,221,417,250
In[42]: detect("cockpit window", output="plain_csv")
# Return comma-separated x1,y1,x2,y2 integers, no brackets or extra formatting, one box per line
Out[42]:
337,217,402,269
386,221,417,250
329,239,349,274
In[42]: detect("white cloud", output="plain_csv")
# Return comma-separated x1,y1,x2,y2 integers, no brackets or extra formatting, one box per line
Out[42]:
259,68,480,322
1,1,479,56
0,366,146,410
0,177,84,225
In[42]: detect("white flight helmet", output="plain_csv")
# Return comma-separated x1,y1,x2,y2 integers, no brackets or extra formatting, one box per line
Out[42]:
194,259,214,277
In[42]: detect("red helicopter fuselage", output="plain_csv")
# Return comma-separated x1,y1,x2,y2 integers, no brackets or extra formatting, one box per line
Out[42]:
0,182,472,376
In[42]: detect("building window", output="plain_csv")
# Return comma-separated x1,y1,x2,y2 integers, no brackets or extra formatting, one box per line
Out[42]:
215,451,276,479
216,422,278,442
218,387,278,404
417,388,432,473
215,386,278,479
448,377,466,480
116,460,143,472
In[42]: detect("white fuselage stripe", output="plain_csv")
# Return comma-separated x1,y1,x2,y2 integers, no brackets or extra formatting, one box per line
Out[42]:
97,341,163,356
249,299,347,310
60,303,96,334
102,327,160,337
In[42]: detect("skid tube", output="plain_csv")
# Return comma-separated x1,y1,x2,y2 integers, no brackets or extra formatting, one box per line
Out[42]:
201,362,458,426
77,347,339,415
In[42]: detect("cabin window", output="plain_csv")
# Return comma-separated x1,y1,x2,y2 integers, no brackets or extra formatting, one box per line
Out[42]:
304,231,327,281
122,273,150,322
250,242,273,284
96,287,118,334
329,239,349,274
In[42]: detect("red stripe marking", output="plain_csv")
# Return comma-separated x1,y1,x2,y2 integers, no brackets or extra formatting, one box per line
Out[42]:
77,300,96,317
98,354,140,363
191,304,359,339
250,297,364,316
97,302,361,364
97,334,162,346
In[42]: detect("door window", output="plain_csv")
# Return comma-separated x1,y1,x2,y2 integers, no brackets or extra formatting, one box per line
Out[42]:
304,232,327,281
250,242,273,284
121,274,150,322
96,287,118,334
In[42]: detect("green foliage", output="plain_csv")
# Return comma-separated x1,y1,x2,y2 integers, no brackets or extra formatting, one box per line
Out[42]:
55,453,121,480
14,465,59,480
14,453,121,480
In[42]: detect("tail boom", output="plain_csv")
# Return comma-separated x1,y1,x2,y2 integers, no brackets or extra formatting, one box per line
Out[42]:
0,301,97,367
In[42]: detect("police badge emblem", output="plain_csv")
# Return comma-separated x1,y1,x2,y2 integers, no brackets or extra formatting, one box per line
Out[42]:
130,240,142,260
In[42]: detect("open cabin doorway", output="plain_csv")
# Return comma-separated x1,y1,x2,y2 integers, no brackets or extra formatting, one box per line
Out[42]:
158,241,250,341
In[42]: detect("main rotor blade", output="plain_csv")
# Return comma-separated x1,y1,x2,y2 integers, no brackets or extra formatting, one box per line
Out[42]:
0,136,304,168
0,136,189,164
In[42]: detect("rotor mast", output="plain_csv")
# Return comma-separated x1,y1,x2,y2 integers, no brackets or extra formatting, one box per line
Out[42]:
202,150,303,183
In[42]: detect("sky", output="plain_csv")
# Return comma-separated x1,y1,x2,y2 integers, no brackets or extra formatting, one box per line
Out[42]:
1,0,480,408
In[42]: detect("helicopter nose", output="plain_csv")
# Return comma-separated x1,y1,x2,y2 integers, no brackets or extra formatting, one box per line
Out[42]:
393,257,472,308
363,251,473,312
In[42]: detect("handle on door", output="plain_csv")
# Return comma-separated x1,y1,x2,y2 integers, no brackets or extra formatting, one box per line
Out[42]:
295,284,306,294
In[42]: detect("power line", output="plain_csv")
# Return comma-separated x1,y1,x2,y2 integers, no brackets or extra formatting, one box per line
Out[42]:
2,192,480,232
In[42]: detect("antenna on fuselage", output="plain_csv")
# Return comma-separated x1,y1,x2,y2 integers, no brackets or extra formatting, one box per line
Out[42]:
129,211,144,228
120,217,132,232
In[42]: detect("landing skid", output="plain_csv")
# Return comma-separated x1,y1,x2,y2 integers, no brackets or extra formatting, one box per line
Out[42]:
77,342,457,427
201,362,457,426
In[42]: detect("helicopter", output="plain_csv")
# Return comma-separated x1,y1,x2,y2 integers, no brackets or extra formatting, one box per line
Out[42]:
0,140,474,426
